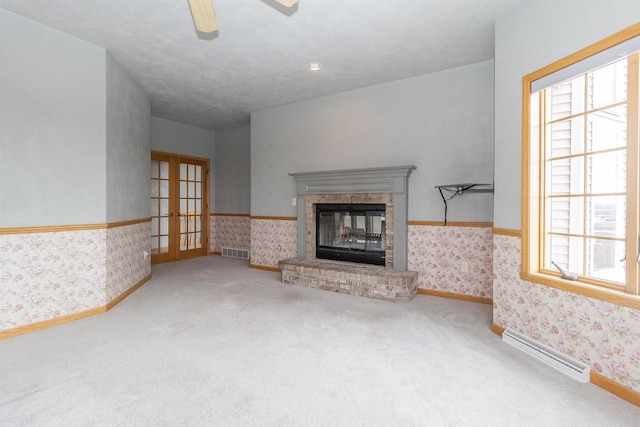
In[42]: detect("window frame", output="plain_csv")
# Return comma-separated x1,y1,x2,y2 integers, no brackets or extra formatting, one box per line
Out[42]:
521,23,640,310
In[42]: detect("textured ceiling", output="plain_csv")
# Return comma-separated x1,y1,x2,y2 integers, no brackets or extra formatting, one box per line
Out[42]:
0,0,526,130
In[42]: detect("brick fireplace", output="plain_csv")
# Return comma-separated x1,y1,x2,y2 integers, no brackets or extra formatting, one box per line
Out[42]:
279,166,418,302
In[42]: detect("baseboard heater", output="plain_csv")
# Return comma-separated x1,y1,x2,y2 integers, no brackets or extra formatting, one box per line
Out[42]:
222,247,249,259
502,328,590,383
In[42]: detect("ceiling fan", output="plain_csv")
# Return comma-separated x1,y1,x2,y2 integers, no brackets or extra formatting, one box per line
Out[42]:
188,0,298,33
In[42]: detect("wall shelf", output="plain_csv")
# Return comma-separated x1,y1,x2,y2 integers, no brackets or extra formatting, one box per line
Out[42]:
434,183,494,194
434,183,494,225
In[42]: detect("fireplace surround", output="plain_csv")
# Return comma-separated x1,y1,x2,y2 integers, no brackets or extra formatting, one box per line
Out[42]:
289,165,416,271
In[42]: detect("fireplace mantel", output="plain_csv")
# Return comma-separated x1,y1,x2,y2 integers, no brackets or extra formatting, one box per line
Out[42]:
290,165,416,271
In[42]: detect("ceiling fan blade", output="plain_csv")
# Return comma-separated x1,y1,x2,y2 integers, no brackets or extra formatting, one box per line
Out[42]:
188,0,218,33
274,0,298,7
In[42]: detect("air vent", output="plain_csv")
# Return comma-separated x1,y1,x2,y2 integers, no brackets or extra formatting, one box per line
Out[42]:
222,247,249,260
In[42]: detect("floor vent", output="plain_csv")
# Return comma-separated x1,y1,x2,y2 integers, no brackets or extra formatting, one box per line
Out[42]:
222,247,249,259
502,328,590,383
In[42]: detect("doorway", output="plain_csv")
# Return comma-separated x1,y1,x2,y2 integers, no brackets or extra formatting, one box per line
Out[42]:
150,151,209,264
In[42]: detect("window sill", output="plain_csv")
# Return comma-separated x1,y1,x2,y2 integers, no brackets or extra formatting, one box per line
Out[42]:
519,271,640,310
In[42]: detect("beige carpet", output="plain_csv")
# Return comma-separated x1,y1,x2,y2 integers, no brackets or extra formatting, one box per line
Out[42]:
0,256,637,426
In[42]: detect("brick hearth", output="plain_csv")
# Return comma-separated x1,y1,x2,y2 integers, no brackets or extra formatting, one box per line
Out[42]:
279,258,418,302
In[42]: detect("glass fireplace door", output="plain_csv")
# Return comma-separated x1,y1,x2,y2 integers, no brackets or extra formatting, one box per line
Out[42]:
316,204,386,265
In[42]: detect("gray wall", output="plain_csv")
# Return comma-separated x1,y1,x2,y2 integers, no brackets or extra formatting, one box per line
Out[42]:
0,9,107,227
106,54,151,222
251,60,495,221
151,116,215,210
214,126,250,214
151,116,215,159
494,0,640,230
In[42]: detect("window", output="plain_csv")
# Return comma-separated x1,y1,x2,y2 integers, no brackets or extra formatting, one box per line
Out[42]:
522,24,640,307
544,57,633,289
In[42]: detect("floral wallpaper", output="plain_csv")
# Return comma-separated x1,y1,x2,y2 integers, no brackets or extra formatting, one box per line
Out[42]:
250,218,297,268
408,225,493,298
5,219,638,396
1,222,152,333
0,229,107,331
210,215,251,253
493,234,640,393
106,222,151,302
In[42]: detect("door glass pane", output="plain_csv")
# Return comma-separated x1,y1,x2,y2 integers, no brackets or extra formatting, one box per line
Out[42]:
151,217,159,235
189,199,195,215
180,181,187,198
180,163,187,180
160,199,169,216
189,164,195,180
195,182,202,198
151,180,158,197
151,160,159,179
195,232,202,249
160,217,169,235
151,200,159,217
188,182,195,198
196,165,202,181
181,216,187,233
195,199,201,214
160,161,169,179
159,236,169,254
180,199,187,214
160,180,169,198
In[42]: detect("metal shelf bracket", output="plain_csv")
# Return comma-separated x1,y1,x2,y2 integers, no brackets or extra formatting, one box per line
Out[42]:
434,183,494,225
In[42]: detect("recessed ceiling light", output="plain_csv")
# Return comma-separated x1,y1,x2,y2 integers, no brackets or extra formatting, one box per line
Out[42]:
307,62,323,71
